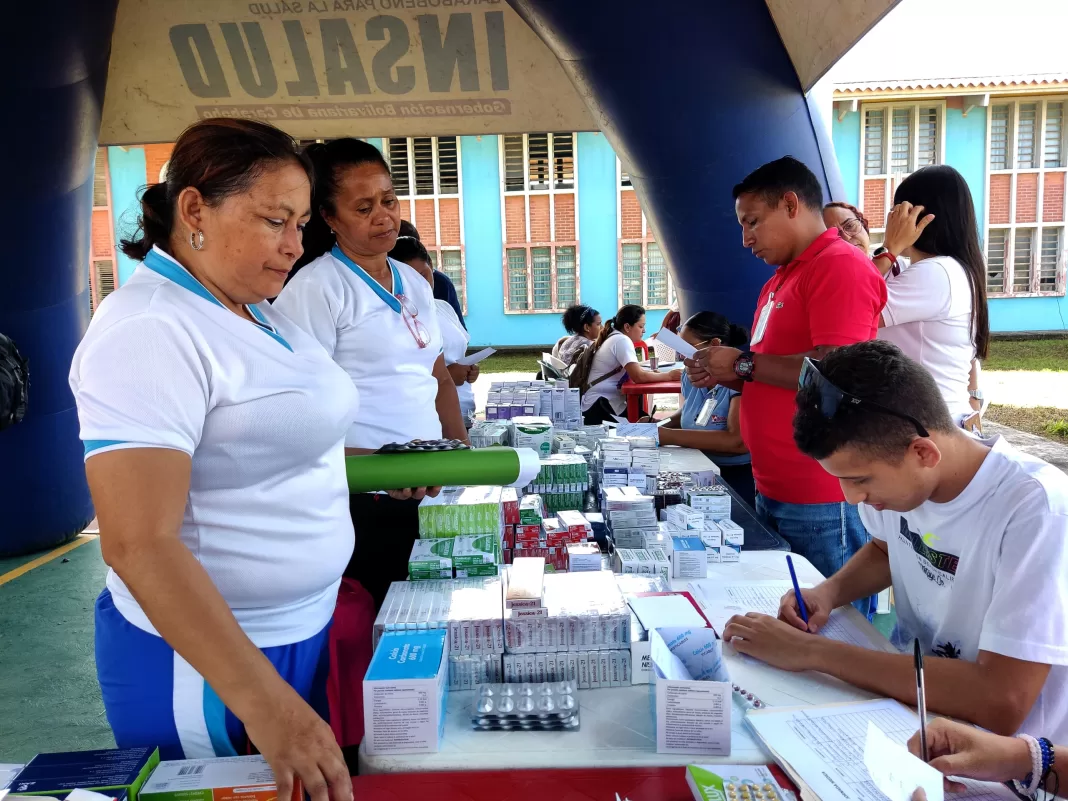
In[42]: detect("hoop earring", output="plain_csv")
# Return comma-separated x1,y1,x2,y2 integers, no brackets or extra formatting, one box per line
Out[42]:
190,229,205,251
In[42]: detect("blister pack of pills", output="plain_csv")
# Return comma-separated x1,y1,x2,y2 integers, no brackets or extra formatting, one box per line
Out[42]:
470,681,581,731
377,438,470,453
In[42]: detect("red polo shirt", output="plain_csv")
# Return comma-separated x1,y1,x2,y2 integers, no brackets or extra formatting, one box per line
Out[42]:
741,229,887,504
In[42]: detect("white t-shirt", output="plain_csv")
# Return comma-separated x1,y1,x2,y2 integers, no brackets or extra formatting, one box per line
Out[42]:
273,249,444,449
70,246,359,648
879,255,975,420
580,333,638,413
435,298,475,420
860,436,1068,743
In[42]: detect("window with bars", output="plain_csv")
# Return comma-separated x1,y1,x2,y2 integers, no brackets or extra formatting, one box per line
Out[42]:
501,133,580,313
385,136,466,311
985,98,1067,296
90,148,117,314
617,158,673,308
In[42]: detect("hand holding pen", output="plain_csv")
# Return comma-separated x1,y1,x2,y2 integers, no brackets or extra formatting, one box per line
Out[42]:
778,560,835,633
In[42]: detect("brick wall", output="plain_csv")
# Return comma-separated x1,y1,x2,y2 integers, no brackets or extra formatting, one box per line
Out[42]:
143,144,174,185
621,191,643,239
92,209,112,258
529,194,551,242
989,174,1011,225
1043,172,1066,223
1016,173,1038,223
415,199,436,245
505,195,526,244
554,194,576,241
863,179,886,228
397,199,412,224
439,198,461,246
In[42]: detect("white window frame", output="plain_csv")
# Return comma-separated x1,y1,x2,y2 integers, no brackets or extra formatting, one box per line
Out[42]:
983,96,1067,298
858,100,947,233
385,136,467,312
90,147,117,314
499,133,581,314
616,158,675,309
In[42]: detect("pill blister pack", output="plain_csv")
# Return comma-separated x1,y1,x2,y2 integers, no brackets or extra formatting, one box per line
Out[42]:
725,778,783,801
470,681,581,731
377,438,470,453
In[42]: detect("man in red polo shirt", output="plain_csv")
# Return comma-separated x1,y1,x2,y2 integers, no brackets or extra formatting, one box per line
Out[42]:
687,156,886,615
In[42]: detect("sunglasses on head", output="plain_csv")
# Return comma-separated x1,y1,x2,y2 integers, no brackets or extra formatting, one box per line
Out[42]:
799,357,929,438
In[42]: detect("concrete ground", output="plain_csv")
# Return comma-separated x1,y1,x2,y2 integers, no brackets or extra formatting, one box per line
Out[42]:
983,370,1068,409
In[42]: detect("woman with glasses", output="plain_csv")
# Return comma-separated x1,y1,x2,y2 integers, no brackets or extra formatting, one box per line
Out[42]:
390,235,478,426
823,202,872,255
273,138,467,609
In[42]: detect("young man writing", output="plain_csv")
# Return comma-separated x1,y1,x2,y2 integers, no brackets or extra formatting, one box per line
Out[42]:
722,340,1068,741
687,156,886,613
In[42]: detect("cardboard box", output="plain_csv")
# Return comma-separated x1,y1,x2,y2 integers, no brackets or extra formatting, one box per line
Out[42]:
566,542,602,572
646,546,672,581
505,557,545,607
671,536,707,579
721,543,741,563
451,535,499,567
666,504,705,530
407,539,454,580
687,487,733,521
650,627,731,755
716,519,745,547
698,529,722,549
363,630,449,755
138,756,281,801
7,748,159,801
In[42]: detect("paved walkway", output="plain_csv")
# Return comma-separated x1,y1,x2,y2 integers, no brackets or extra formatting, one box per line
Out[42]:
983,370,1068,408
986,421,1068,474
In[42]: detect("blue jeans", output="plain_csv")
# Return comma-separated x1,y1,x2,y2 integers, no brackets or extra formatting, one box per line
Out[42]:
755,494,876,619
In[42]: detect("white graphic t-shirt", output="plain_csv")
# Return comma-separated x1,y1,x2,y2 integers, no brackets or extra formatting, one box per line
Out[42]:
861,436,1068,743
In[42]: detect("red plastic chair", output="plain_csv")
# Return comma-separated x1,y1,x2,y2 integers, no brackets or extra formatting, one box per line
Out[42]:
327,578,376,749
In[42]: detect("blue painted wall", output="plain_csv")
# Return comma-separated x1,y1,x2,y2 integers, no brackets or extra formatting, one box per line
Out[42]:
832,111,861,207
944,108,987,236
107,146,147,285
577,132,619,318
990,295,1068,332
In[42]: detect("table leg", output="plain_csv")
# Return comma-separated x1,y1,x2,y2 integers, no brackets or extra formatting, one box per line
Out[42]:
628,393,641,422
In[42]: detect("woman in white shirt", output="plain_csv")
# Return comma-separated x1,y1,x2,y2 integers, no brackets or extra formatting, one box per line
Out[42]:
70,119,355,799
580,304,682,424
868,166,990,423
273,139,467,609
389,235,479,425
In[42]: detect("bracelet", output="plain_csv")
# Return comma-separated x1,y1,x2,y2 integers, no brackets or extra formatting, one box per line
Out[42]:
1039,737,1055,782
1013,734,1043,797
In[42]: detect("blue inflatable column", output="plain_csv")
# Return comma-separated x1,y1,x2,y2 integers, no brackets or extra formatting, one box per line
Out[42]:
0,2,119,555
507,0,845,326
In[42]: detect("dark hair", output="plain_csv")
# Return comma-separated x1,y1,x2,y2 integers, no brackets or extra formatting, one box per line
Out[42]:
121,119,312,261
893,165,990,360
594,304,645,349
824,201,870,233
389,235,431,267
732,156,824,212
682,311,748,347
793,340,956,461
562,304,599,335
399,219,420,240
297,138,392,268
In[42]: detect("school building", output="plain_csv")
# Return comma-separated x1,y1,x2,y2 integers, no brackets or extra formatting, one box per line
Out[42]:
87,73,1068,346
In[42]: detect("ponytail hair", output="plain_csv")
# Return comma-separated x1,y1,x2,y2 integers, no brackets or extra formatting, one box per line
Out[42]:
594,304,645,350
121,118,311,261
682,311,749,348
297,138,392,270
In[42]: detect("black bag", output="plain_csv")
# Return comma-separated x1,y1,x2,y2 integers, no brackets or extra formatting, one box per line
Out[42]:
0,333,28,431
568,335,624,396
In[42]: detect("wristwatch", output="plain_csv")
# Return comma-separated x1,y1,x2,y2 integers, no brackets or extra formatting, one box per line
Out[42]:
872,246,901,276
969,389,984,401
733,351,756,382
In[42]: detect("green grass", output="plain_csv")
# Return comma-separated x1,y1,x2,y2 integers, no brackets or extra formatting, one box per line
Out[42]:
481,349,542,374
987,404,1068,443
1047,419,1068,438
984,338,1068,371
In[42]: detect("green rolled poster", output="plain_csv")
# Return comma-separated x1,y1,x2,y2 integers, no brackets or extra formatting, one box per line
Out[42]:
346,447,541,494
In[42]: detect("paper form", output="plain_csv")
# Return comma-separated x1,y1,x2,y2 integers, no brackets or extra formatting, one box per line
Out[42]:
746,700,1016,801
653,328,698,359
863,721,944,801
691,580,899,653
457,347,495,366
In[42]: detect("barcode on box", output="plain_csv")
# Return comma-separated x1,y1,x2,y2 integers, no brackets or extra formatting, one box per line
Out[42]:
178,766,206,776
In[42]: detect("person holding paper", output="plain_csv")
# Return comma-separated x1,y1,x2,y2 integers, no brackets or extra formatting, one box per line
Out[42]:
908,718,1064,796
722,340,1068,742
686,157,887,617
390,235,478,426
70,119,354,797
644,312,754,507
273,138,468,608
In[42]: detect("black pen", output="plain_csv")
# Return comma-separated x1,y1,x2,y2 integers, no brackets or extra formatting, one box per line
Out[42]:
914,639,928,761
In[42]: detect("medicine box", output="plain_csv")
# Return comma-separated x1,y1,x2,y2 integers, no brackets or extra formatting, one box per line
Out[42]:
7,748,160,801
363,630,448,755
671,536,707,579
698,529,722,549
650,627,731,755
505,557,546,607
138,756,281,801
716,519,745,547
721,543,741,563
566,542,602,572
665,504,705,530
646,546,672,581
408,539,453,580
687,487,733,521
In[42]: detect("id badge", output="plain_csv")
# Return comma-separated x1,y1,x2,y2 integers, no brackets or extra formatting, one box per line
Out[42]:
751,296,774,345
695,398,717,427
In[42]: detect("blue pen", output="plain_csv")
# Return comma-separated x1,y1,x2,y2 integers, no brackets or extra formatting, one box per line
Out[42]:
787,554,810,628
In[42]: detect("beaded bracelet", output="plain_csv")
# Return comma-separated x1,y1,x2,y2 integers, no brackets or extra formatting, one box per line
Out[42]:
1013,734,1043,797
1039,737,1055,784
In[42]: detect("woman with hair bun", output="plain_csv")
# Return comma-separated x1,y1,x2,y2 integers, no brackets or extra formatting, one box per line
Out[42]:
649,311,754,506
558,304,602,366
69,118,355,799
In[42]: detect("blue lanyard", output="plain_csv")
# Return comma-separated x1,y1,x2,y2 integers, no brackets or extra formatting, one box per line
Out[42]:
142,248,292,352
331,245,404,313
